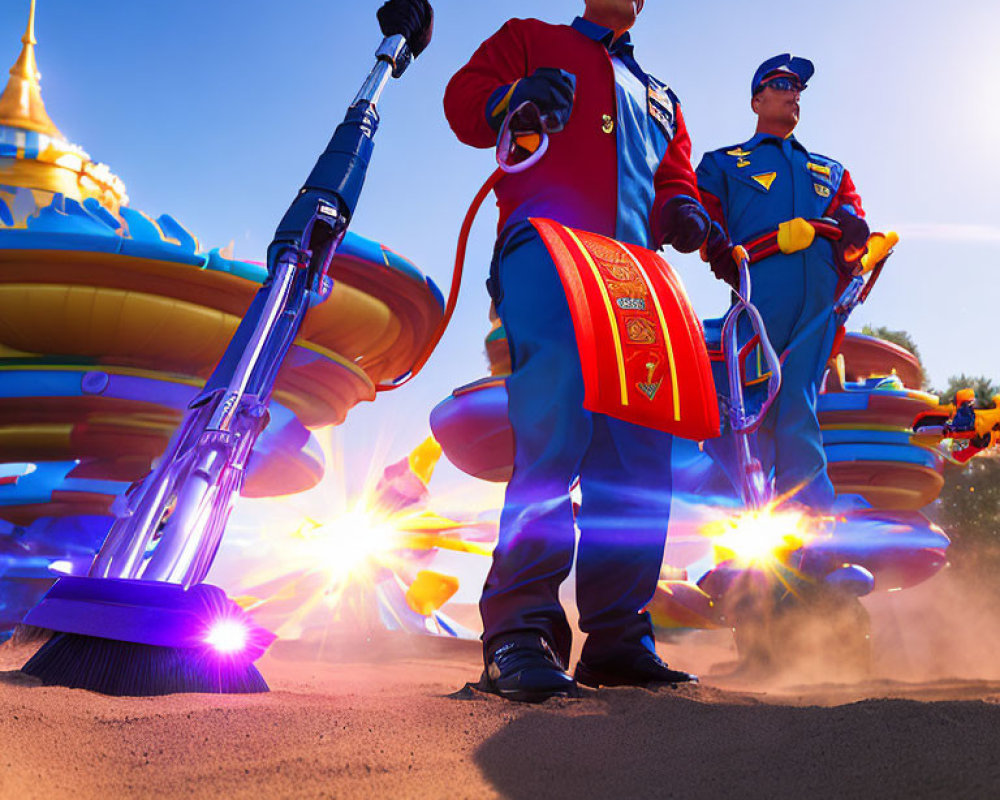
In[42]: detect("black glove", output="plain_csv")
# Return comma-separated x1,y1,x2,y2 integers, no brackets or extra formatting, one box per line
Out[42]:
377,0,433,57
701,221,738,289
508,68,577,132
830,206,869,276
659,195,711,253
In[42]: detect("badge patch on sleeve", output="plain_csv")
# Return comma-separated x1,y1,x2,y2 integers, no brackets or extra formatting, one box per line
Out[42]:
647,77,677,140
814,182,831,197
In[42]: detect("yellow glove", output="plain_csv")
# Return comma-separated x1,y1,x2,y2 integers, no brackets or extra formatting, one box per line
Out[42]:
860,231,899,274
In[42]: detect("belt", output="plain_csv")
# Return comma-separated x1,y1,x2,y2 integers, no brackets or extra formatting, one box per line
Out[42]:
743,217,842,265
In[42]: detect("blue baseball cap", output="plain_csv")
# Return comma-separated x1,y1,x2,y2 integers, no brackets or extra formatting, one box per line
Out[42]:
751,54,814,95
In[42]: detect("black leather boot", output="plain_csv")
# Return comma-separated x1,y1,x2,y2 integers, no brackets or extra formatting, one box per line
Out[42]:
480,633,579,703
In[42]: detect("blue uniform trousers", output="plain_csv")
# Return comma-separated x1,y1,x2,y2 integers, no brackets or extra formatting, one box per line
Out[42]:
481,224,673,666
708,246,839,510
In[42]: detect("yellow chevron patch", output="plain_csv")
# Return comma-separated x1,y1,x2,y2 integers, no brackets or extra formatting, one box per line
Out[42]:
752,172,777,191
726,147,752,157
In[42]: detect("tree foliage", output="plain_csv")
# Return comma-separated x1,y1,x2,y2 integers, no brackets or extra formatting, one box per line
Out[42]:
926,371,1000,579
929,455,1000,576
860,325,926,387
934,374,1000,408
855,322,999,577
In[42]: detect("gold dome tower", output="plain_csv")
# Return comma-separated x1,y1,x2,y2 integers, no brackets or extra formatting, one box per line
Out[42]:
0,0,127,218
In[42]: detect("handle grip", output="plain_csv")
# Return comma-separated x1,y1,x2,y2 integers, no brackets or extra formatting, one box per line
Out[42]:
496,101,553,174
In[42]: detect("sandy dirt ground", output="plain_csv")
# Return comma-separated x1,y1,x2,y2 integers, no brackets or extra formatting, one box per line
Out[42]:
3,573,1000,800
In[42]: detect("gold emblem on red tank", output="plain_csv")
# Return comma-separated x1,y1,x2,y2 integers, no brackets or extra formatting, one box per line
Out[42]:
602,114,615,134
608,279,647,299
593,241,648,299
616,296,646,311
625,317,657,344
637,359,663,401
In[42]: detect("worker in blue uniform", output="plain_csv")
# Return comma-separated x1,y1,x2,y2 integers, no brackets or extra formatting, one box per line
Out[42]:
445,2,719,702
697,55,870,511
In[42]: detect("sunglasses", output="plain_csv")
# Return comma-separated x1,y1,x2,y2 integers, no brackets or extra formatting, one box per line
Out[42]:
759,76,802,93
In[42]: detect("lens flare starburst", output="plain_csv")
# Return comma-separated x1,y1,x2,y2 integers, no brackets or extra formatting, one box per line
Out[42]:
204,619,250,654
303,507,402,590
705,504,813,568
214,429,500,642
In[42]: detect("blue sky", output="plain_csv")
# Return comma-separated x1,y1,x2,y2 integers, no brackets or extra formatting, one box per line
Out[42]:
2,0,998,480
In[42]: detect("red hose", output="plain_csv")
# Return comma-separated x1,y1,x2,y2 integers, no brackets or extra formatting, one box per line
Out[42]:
376,167,505,391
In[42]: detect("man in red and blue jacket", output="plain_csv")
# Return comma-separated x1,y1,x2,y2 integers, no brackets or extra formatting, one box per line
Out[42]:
445,0,717,702
697,55,869,511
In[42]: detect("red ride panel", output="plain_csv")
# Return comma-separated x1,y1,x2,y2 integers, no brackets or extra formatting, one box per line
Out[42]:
530,218,720,439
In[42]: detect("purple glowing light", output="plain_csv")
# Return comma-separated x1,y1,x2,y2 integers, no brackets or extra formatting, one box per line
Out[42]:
204,619,250,654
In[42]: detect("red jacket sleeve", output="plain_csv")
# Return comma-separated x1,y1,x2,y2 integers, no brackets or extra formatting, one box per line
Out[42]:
443,20,530,149
649,103,702,246
699,189,727,233
827,169,865,218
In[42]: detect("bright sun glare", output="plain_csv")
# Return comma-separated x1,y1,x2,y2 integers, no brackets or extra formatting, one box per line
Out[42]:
707,505,812,567
305,507,401,588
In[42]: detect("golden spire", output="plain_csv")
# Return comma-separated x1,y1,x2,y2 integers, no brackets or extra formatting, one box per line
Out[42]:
0,0,62,137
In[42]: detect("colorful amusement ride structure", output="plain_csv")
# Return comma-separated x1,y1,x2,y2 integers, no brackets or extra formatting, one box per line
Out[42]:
1,2,996,685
